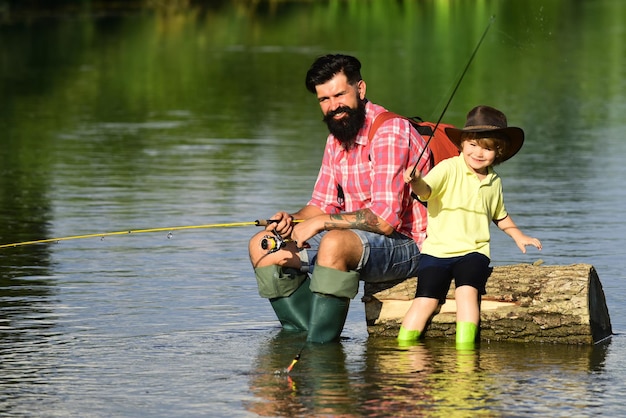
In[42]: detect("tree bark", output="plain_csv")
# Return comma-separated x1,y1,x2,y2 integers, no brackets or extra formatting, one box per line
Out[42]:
362,263,613,344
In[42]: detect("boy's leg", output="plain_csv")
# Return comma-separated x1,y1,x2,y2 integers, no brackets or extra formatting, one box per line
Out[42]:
452,253,491,347
398,297,440,341
398,254,453,342
454,285,480,347
456,321,478,347
454,285,480,325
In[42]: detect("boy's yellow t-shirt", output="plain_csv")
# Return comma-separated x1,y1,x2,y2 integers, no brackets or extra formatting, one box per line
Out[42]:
419,155,507,259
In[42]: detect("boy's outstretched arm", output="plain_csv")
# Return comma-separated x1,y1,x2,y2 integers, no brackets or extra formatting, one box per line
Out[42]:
495,215,543,253
403,167,431,199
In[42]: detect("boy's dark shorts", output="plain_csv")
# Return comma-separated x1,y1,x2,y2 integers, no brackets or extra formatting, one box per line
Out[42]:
416,252,493,303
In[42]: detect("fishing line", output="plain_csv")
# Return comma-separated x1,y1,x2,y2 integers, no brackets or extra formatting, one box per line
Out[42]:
410,15,496,178
0,219,298,249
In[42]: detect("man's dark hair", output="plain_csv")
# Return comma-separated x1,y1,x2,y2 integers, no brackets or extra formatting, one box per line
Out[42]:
305,54,362,93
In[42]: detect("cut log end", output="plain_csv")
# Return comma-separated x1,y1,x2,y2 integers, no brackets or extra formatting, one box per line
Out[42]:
362,263,613,345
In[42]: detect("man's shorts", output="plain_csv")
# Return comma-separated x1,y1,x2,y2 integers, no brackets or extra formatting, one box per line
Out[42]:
298,230,420,283
416,252,492,303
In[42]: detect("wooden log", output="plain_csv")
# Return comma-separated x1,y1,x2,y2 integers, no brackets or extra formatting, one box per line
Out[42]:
362,263,612,345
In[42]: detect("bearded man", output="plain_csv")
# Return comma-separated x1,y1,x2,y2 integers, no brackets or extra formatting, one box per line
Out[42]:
248,54,432,343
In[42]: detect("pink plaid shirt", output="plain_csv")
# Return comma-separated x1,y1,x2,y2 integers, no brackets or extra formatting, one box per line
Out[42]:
308,101,431,246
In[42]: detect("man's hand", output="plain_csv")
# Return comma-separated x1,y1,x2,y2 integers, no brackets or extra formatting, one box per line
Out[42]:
291,217,325,249
267,211,295,239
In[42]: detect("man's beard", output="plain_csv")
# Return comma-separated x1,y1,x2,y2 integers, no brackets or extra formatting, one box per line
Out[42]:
323,100,366,148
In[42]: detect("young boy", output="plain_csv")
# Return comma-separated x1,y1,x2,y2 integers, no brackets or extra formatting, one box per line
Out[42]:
398,105,542,347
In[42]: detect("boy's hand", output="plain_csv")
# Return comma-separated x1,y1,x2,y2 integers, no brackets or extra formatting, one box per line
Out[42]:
403,167,421,184
515,235,543,254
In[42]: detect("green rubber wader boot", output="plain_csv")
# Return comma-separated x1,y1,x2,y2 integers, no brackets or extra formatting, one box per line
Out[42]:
269,280,313,331
306,266,360,343
306,293,350,343
254,265,312,332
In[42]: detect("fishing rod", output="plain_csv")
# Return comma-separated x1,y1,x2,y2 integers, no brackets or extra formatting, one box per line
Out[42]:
410,15,496,178
0,219,299,249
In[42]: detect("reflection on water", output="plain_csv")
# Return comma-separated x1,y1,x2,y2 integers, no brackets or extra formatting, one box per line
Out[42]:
247,331,354,416
246,332,613,417
1,0,626,416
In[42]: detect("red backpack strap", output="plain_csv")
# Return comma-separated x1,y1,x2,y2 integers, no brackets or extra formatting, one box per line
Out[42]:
368,112,459,165
368,111,404,142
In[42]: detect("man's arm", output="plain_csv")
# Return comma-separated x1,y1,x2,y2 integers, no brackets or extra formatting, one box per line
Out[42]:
326,209,394,235
289,207,393,249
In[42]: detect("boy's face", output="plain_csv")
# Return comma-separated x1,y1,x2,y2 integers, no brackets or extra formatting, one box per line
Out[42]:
461,138,497,175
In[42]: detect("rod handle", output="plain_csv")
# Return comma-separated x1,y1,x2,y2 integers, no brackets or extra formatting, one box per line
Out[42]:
255,219,301,227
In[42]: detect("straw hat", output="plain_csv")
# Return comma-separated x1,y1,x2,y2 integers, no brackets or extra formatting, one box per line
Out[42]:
445,105,524,162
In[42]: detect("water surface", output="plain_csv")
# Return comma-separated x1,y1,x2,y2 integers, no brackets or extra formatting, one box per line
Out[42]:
1,1,625,416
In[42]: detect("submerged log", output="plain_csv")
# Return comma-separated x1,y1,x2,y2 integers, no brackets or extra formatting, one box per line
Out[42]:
362,263,612,345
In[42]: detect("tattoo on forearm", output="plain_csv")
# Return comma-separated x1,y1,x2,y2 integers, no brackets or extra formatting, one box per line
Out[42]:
326,209,383,233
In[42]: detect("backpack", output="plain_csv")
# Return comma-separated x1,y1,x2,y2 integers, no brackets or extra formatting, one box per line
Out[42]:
368,111,459,166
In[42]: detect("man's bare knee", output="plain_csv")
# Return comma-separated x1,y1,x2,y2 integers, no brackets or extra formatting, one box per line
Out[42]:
317,230,362,270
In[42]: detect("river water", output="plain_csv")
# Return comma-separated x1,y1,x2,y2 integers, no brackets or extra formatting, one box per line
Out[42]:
1,1,625,416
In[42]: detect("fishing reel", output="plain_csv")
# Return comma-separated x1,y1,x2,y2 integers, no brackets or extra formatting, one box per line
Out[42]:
261,231,287,254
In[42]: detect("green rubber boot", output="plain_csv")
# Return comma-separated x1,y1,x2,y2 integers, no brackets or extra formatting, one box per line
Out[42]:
306,292,350,343
456,321,478,350
269,280,313,331
254,265,312,332
397,326,421,347
306,266,360,344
